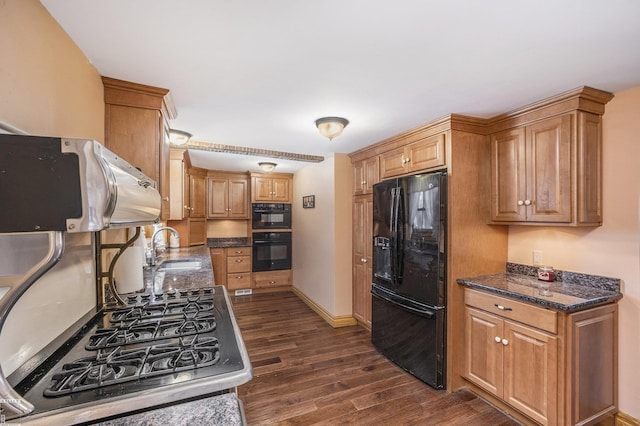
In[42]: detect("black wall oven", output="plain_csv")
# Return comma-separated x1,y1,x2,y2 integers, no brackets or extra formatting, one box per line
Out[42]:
252,232,292,272
252,203,292,229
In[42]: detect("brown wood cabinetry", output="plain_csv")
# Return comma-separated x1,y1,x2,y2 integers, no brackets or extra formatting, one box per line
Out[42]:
489,88,613,226
251,172,292,203
207,172,249,219
167,162,206,246
352,195,373,328
226,247,251,290
253,270,292,288
187,171,207,218
380,133,446,179
353,156,379,195
209,247,252,290
102,77,175,220
169,149,187,220
463,288,618,425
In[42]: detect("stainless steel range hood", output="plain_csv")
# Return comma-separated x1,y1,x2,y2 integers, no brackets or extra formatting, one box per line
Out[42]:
0,135,161,233
0,134,161,418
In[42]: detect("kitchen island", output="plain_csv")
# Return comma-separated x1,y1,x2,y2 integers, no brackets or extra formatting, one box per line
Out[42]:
456,263,620,426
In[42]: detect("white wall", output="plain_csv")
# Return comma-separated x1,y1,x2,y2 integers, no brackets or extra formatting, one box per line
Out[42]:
292,154,353,317
508,86,640,418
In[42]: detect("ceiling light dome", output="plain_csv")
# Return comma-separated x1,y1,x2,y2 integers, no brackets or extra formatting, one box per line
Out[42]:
258,162,277,172
169,129,192,145
315,117,349,141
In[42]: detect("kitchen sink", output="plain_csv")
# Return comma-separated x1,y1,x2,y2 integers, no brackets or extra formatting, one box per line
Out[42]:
157,259,202,271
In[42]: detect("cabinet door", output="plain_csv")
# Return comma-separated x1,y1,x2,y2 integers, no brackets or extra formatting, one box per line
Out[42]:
464,307,503,398
352,197,367,324
207,178,229,218
491,128,527,222
271,177,290,202
407,134,446,173
503,321,558,425
380,146,407,179
189,174,206,218
363,197,373,326
228,178,249,218
526,115,571,223
209,248,226,286
363,157,380,194
353,160,365,195
253,177,273,201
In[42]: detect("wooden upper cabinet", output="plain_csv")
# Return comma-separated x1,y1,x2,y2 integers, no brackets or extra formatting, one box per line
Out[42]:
353,156,379,195
251,172,293,203
490,113,599,225
188,172,207,218
489,87,612,226
207,173,249,219
102,77,175,220
380,133,446,179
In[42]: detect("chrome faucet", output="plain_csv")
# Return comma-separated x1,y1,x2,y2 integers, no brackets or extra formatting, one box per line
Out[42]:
149,226,179,266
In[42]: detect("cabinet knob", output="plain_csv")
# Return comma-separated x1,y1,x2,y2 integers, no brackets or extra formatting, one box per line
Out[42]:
362,259,367,263
501,338,509,346
235,250,242,254
495,336,501,343
269,280,276,284
236,276,242,279
361,180,367,185
236,259,243,263
524,199,532,206
163,197,169,202
517,200,524,206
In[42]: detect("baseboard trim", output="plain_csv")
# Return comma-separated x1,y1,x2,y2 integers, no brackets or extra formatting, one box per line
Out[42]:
617,411,640,426
291,287,357,328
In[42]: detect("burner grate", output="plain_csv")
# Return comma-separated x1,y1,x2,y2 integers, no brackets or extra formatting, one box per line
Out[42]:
45,336,220,397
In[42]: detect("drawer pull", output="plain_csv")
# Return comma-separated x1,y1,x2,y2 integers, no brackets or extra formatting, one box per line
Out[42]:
235,250,242,254
236,276,242,279
236,259,243,263
269,280,276,284
502,338,509,346
494,336,501,343
494,304,512,311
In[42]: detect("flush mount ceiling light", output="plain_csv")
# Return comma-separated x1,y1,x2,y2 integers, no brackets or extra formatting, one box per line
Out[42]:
169,129,192,145
315,117,349,141
258,162,277,172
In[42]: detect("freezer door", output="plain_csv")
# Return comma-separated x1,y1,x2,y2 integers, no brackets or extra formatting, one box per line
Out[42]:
372,179,397,286
371,285,446,389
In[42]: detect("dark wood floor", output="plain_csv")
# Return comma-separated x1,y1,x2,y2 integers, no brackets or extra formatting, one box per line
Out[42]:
231,291,520,426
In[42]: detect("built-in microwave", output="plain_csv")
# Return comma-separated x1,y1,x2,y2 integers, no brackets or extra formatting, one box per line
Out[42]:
251,203,292,229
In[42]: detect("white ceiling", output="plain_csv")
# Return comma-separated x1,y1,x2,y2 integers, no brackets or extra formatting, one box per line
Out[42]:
41,0,640,173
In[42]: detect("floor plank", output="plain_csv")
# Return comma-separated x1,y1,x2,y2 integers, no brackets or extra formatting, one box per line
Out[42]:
232,291,520,425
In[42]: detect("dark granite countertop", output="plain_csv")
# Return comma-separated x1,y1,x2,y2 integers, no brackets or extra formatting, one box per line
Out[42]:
457,263,622,312
95,392,243,425
207,237,251,248
143,245,215,290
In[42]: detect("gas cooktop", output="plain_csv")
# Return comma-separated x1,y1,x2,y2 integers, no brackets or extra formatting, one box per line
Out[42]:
12,286,252,424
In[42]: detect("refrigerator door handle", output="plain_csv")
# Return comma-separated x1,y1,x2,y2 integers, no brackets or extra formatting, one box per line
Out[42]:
389,187,397,282
396,185,405,283
372,289,435,319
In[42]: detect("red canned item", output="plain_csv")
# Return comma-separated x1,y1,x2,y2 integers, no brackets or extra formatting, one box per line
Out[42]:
538,266,555,282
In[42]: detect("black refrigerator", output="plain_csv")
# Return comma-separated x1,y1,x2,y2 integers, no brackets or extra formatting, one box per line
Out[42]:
371,171,447,389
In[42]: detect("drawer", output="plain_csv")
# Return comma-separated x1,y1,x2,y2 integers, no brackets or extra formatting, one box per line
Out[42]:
227,255,251,273
226,247,250,256
253,270,292,288
226,272,251,290
465,288,557,334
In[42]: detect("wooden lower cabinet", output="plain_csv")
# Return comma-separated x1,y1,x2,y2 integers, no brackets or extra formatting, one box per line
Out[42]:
463,288,618,426
209,246,251,290
253,270,291,288
352,195,373,328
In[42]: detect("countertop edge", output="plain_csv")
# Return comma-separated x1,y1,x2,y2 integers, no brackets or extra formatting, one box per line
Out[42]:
457,276,623,313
